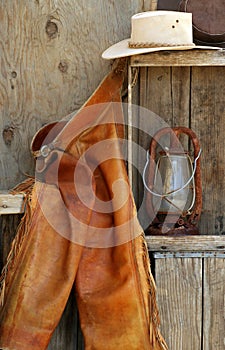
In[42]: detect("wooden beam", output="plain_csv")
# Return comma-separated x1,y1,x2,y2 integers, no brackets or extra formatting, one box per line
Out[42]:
0,192,24,214
130,49,225,67
146,235,225,252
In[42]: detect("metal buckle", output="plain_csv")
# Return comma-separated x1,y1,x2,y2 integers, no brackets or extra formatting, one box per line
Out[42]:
40,145,51,158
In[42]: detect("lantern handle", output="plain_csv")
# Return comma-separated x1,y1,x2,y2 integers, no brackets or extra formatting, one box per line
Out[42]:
142,149,202,198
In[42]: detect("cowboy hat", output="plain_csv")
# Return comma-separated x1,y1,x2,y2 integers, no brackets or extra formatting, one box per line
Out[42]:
102,11,221,59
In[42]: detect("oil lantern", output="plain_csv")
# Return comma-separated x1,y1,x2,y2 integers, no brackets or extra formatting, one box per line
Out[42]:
143,127,202,235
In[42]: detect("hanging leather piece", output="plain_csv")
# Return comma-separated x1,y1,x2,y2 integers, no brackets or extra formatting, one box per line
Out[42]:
0,59,168,350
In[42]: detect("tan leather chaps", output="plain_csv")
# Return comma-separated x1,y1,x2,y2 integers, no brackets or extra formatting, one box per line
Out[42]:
0,59,168,350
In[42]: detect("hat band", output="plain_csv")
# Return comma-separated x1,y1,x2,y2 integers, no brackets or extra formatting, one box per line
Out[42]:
128,41,194,48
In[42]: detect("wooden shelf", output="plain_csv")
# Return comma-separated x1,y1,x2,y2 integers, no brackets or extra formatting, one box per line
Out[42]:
0,192,24,214
130,48,225,67
146,235,225,252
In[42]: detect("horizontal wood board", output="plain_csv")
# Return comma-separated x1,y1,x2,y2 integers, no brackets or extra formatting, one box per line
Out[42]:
130,50,225,67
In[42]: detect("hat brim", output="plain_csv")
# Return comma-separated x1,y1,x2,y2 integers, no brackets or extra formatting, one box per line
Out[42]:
102,38,222,60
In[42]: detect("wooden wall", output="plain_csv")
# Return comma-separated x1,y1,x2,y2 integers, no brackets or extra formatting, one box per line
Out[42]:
0,0,150,191
0,1,153,349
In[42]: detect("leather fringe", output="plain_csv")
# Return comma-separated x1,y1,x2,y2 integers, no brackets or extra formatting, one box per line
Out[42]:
141,234,169,350
0,177,35,306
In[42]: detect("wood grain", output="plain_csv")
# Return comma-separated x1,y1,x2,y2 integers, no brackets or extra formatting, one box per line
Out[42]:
130,49,225,67
155,257,202,350
0,0,144,190
146,235,225,252
203,258,225,350
0,192,24,214
191,66,225,234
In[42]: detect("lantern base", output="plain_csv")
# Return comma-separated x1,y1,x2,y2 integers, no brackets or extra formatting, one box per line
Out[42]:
146,221,200,236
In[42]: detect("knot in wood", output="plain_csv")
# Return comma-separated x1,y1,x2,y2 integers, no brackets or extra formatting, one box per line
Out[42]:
3,126,15,146
58,61,68,73
45,20,58,39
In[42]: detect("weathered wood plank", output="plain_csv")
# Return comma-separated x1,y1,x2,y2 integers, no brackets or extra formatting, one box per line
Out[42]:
0,192,24,214
130,49,225,67
0,0,144,191
170,67,191,129
140,66,172,122
146,235,225,252
142,64,191,128
203,258,225,350
191,66,225,235
155,257,202,350
0,214,22,269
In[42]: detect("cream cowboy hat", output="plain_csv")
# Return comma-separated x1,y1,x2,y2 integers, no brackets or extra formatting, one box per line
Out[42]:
102,11,221,59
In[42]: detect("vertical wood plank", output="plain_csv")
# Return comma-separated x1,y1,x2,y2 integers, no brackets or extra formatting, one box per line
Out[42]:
139,66,190,126
191,67,225,235
171,67,191,129
155,257,202,350
140,66,172,125
203,258,225,350
0,215,22,269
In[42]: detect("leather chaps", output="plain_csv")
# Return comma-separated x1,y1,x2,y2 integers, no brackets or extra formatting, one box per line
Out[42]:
0,59,168,350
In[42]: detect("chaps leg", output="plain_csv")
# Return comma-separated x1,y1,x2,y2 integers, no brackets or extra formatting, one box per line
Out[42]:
75,236,167,350
73,125,168,349
0,182,84,350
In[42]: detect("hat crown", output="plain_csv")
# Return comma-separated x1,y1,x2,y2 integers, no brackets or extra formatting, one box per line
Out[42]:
130,11,193,47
